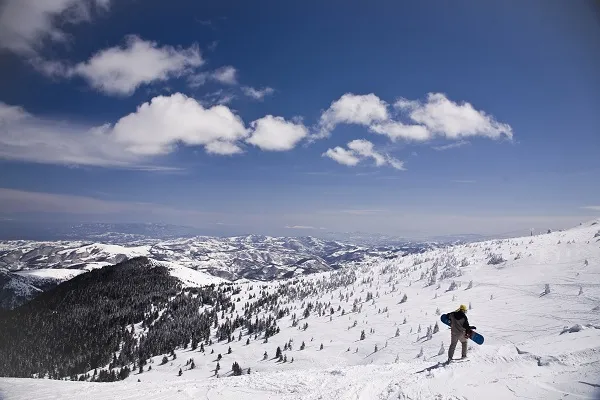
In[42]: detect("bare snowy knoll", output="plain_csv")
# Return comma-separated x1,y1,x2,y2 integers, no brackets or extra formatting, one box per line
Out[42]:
0,220,599,400
0,235,428,309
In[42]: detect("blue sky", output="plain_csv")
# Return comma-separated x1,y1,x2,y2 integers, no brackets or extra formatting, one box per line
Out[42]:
0,0,599,238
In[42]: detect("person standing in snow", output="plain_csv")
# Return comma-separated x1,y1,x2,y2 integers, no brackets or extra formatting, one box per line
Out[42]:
444,304,476,362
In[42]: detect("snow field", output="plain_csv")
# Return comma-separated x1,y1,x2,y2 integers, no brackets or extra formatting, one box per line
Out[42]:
1,220,599,399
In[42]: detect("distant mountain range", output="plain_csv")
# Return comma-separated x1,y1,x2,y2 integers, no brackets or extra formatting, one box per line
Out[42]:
0,221,490,245
0,232,434,309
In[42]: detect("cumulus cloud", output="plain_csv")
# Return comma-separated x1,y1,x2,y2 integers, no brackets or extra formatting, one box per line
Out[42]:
369,121,431,141
109,93,247,156
246,115,308,151
205,141,243,155
0,0,110,56
242,86,275,100
33,35,204,96
322,147,361,166
323,139,404,170
0,94,249,167
395,93,513,140
315,92,512,146
317,93,388,138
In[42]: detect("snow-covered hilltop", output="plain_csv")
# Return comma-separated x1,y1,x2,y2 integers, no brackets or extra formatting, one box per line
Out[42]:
0,220,599,399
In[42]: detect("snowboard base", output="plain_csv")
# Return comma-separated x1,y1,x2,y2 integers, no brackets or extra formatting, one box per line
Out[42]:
440,314,484,345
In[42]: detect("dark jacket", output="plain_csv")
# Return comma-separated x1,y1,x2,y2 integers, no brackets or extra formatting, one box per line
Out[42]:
451,311,470,330
448,311,473,338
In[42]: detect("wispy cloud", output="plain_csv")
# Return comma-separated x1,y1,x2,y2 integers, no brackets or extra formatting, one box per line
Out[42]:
242,86,275,101
433,140,470,151
187,65,238,88
285,225,325,230
339,209,387,215
0,187,211,218
0,0,111,56
451,179,476,184
581,206,600,211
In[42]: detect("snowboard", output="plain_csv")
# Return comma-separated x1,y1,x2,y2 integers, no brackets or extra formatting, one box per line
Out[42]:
440,314,484,345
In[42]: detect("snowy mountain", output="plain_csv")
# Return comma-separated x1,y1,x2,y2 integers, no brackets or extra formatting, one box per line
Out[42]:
0,235,428,309
0,220,599,399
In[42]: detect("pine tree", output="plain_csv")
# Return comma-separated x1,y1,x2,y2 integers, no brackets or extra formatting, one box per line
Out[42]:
161,356,168,365
320,343,324,350
178,368,182,376
360,330,366,340
276,346,282,358
395,327,400,337
438,342,445,356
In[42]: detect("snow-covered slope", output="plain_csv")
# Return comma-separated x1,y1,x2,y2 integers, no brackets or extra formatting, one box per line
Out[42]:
1,220,599,399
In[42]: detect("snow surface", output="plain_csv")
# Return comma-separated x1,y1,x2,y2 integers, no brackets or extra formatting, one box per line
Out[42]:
1,220,600,399
152,260,226,287
13,269,86,281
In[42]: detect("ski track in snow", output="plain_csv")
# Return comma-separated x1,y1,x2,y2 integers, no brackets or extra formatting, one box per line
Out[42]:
1,221,600,399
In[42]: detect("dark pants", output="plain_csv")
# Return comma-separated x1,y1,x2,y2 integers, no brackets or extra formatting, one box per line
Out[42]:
448,334,467,360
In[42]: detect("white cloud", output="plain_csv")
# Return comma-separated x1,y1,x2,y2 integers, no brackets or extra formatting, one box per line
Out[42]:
318,93,388,138
242,86,275,100
347,139,386,166
0,102,138,167
110,93,247,156
433,140,470,151
284,225,324,230
1,94,323,167
314,92,512,146
201,89,236,106
581,206,600,211
395,93,513,140
0,187,213,220
322,147,361,166
369,121,431,141
205,141,243,155
0,94,249,167
339,209,387,215
188,66,238,89
0,0,110,55
211,66,237,84
451,179,476,184
246,115,308,151
35,35,204,96
323,139,404,170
